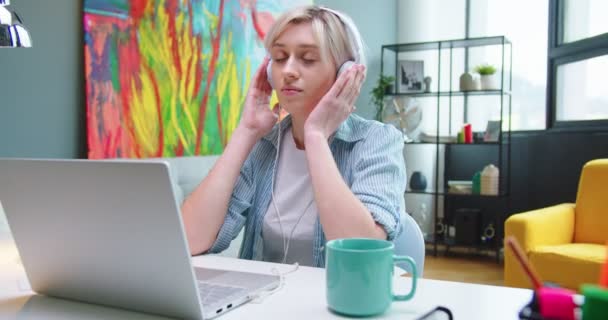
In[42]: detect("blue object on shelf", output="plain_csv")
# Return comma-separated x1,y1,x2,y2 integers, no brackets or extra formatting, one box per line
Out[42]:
410,171,427,191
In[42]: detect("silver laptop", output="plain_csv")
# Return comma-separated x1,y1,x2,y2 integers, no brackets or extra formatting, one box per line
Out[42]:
0,158,280,319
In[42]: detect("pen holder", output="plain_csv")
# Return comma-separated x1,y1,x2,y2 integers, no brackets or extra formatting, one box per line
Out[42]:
538,287,581,320
519,284,582,320
581,284,608,320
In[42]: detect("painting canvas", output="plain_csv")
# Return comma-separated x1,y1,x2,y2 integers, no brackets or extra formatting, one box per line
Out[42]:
84,0,310,159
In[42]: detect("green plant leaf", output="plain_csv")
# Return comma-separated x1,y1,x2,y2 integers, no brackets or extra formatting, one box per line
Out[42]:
474,63,497,75
369,75,395,121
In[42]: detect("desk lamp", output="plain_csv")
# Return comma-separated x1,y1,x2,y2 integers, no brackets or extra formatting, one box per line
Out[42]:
0,0,32,47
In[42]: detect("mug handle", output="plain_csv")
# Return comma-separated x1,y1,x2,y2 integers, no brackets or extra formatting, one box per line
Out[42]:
392,255,418,301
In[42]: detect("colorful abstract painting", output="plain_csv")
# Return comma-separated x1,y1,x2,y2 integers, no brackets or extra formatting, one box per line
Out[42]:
84,0,310,158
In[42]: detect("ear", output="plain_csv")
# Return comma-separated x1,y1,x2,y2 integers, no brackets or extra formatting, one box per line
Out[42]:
266,61,274,88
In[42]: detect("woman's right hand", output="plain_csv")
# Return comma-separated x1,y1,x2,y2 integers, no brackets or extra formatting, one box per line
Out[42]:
238,57,280,139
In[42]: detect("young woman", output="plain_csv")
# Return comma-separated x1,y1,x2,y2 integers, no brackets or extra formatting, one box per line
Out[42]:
181,5,406,267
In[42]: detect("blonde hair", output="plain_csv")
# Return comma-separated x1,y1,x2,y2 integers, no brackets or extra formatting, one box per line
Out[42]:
263,5,366,68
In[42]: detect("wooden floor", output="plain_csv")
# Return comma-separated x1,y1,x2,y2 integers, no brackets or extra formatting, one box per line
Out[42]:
420,255,505,286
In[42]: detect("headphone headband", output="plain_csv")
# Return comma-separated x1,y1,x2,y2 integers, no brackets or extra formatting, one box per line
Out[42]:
318,7,365,66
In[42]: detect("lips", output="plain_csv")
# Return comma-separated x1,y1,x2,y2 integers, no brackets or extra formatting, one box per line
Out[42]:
281,86,302,95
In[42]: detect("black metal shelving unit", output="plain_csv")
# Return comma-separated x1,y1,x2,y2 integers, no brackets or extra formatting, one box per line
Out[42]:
380,36,512,262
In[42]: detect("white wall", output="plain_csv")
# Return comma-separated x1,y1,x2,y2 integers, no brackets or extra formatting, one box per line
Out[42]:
397,0,465,43
315,0,398,119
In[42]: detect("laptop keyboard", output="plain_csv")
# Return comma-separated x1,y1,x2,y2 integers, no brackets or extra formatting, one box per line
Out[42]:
197,281,247,307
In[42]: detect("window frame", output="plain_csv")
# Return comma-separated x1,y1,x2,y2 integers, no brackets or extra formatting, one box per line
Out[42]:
547,0,608,131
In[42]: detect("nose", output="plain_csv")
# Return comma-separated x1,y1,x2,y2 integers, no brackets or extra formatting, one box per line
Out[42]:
281,57,299,82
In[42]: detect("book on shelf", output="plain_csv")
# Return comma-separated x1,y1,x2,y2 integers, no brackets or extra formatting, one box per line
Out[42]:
419,132,456,143
447,180,472,195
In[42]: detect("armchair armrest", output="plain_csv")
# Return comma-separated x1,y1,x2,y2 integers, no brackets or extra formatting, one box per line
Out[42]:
505,203,575,251
504,203,575,288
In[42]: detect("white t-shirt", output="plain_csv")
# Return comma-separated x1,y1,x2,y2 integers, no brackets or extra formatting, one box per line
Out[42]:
262,129,317,266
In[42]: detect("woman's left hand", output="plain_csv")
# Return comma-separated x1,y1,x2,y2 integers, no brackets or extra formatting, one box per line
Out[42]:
304,64,366,141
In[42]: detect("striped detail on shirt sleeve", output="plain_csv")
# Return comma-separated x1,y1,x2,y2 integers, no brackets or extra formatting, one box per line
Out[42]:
350,123,407,240
208,152,256,253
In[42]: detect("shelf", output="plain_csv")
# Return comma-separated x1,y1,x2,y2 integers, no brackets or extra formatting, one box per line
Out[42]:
423,234,438,244
382,36,512,265
425,240,500,251
382,35,511,53
441,239,500,251
424,239,502,263
405,189,508,197
405,190,445,195
386,90,511,98
405,141,503,146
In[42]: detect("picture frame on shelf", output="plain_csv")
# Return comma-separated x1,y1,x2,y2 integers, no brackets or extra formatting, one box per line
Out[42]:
398,60,424,93
484,120,501,142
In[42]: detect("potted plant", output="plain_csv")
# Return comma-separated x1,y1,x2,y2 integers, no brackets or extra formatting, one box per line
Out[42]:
474,63,499,90
370,75,395,121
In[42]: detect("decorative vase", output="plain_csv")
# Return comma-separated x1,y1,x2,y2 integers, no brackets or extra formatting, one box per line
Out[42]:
480,164,499,195
459,72,481,91
480,74,499,90
409,171,427,191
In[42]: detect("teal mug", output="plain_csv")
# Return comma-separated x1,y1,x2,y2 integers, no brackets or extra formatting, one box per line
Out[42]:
326,238,418,316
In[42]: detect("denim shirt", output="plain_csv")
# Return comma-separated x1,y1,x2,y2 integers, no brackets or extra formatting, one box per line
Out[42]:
208,114,406,267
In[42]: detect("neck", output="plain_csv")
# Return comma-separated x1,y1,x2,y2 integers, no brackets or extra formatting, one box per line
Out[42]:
290,116,306,150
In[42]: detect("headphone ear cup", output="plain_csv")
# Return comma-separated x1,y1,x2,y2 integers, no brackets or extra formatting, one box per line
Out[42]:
266,62,274,88
337,60,355,78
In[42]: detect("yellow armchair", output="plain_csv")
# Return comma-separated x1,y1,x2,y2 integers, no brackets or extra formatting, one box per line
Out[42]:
505,159,608,290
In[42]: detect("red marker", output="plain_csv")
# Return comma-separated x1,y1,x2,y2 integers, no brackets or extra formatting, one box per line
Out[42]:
505,236,582,320
505,236,542,290
600,243,608,287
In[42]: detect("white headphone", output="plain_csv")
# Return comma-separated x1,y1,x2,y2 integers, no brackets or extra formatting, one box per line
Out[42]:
268,7,365,264
266,6,366,88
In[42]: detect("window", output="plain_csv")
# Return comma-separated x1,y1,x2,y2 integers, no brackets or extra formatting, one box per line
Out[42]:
549,0,608,128
561,0,608,44
468,0,549,130
555,55,608,121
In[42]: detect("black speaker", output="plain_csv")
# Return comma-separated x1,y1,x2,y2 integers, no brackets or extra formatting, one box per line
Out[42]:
449,208,481,246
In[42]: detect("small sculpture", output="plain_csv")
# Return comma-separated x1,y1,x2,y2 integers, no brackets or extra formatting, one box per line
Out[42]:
423,76,432,93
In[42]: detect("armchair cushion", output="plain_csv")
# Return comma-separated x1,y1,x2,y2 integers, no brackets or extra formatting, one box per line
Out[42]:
529,243,605,290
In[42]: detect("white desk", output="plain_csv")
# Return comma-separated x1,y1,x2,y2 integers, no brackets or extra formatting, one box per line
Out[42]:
0,234,532,319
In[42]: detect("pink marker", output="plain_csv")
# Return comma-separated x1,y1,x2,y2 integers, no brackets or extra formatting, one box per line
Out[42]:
537,287,584,320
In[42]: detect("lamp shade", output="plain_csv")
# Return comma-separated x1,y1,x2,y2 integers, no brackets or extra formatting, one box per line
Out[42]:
0,1,31,48
0,7,10,24
0,23,30,47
